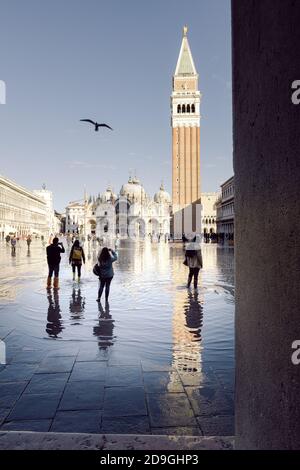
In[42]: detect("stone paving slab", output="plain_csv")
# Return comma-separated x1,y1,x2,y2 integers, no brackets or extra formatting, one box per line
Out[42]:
51,410,102,433
1,419,51,432
24,373,69,395
0,431,234,450
7,393,62,421
147,393,198,428
143,371,184,393
69,361,107,381
37,356,76,374
0,382,28,408
0,364,38,382
106,366,143,387
103,386,147,417
59,381,104,411
197,415,234,436
101,416,151,434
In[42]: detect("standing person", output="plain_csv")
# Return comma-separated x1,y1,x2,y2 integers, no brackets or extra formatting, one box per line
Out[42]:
5,234,10,244
11,236,17,255
96,247,118,303
26,234,32,248
184,236,203,289
46,237,65,289
69,240,85,282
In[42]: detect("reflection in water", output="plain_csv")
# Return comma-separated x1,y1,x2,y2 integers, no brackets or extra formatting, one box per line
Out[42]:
69,288,85,323
0,240,234,392
46,290,63,338
172,283,204,375
184,291,203,341
93,301,115,350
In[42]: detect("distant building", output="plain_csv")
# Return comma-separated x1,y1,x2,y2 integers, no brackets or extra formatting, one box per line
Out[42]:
201,192,219,235
0,175,49,238
33,187,57,235
216,176,234,241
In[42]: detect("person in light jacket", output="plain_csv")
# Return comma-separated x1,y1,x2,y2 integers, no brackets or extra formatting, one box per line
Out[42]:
96,247,118,303
184,236,203,289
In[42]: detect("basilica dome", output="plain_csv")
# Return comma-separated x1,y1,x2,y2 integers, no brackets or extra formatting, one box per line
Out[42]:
100,186,117,202
154,183,171,204
120,176,147,202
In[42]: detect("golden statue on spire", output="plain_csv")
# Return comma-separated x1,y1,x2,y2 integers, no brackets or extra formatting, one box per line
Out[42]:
183,25,188,37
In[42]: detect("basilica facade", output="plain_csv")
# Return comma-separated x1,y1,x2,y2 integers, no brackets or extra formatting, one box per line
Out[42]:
65,177,172,239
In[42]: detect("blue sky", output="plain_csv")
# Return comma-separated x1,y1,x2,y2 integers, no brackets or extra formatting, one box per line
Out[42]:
0,0,232,211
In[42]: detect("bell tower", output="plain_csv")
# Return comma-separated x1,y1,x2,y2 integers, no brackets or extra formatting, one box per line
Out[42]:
171,26,201,213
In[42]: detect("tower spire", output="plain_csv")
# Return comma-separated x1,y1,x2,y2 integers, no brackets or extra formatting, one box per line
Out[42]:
175,25,197,76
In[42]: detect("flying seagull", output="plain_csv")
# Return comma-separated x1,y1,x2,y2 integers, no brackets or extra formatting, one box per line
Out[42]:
80,119,113,132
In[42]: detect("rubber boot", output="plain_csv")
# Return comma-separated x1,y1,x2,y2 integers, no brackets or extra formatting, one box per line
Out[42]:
78,276,81,283
47,276,52,288
72,272,75,281
53,277,59,290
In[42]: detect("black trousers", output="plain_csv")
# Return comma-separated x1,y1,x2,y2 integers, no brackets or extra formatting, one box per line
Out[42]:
72,263,82,277
48,264,60,277
98,277,113,301
188,267,200,288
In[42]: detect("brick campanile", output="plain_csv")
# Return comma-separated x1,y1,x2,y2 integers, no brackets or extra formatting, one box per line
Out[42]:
171,26,201,213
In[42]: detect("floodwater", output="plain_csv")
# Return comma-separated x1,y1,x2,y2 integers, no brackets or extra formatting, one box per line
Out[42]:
0,238,234,382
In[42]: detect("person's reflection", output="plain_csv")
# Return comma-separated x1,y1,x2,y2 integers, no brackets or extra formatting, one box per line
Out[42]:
46,290,63,338
69,288,85,323
93,302,115,350
27,247,31,257
184,291,203,342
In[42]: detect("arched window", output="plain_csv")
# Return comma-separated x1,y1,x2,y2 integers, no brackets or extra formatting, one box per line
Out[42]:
191,104,195,113
187,104,190,113
177,104,181,113
206,218,208,224
182,104,186,113
209,219,212,224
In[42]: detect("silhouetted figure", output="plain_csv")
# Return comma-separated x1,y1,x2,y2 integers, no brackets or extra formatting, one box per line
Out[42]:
184,235,203,289
46,237,65,289
96,247,118,302
26,235,32,248
69,240,85,282
46,290,63,338
11,236,16,255
80,119,113,132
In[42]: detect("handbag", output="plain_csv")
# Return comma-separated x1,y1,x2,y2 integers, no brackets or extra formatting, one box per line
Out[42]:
93,263,101,276
183,257,188,266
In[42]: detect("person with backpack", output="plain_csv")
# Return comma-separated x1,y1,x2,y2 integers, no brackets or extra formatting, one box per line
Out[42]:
94,247,118,303
69,239,85,282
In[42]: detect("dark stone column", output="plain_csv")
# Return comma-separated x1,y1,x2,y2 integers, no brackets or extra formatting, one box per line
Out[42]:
232,0,300,449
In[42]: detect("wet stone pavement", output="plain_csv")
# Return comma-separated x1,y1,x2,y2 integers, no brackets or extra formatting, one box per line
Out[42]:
0,239,234,436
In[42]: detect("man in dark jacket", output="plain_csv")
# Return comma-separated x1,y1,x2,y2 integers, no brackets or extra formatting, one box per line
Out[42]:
46,237,65,289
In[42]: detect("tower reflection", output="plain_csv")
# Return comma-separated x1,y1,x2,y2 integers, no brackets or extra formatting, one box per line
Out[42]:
170,246,204,384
